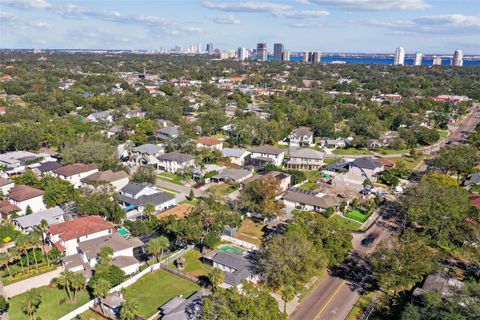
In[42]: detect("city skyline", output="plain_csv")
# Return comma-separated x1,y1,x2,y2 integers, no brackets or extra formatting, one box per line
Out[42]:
1,0,479,54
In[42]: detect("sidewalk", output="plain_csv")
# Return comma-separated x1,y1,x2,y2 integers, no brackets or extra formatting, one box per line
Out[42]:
4,266,63,298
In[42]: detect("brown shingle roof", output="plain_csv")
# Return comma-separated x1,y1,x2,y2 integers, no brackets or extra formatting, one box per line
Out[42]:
197,136,222,146
53,163,98,177
49,215,113,241
8,185,44,201
0,200,20,218
0,177,13,187
81,170,128,183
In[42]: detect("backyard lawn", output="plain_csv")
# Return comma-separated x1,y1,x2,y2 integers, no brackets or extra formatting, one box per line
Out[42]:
389,156,424,171
343,209,370,223
9,286,91,320
168,249,212,277
123,269,200,319
157,172,183,184
235,218,265,246
333,148,372,155
331,214,362,231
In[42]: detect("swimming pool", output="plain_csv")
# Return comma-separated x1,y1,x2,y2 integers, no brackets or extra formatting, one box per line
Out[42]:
117,227,130,237
219,245,245,254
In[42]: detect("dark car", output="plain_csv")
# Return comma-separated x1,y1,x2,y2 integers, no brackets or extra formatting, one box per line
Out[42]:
361,232,378,247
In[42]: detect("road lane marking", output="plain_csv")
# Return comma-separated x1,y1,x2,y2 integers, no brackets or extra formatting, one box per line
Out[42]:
314,280,346,320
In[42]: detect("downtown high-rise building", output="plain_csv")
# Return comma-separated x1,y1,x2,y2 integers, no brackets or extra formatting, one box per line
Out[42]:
394,47,405,65
452,49,463,66
237,47,248,61
432,56,442,66
273,43,284,62
257,42,268,61
206,43,214,54
303,51,321,63
414,52,423,66
282,49,290,62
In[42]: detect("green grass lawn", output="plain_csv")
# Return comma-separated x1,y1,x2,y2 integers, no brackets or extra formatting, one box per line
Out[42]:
9,286,91,320
235,218,265,246
438,129,449,139
376,148,410,155
298,182,321,191
157,172,183,184
157,186,179,194
80,309,108,320
180,197,199,206
123,269,200,319
388,156,424,171
343,209,370,223
331,214,362,231
333,148,372,155
168,249,212,277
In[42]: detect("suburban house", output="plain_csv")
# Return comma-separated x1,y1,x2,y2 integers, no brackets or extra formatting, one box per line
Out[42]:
86,110,113,123
157,152,196,173
155,127,179,141
0,177,14,195
196,137,223,151
222,148,251,166
29,161,63,176
283,188,339,213
56,216,144,276
106,125,124,138
203,250,258,289
52,163,99,188
131,144,165,166
286,149,325,171
350,157,384,181
319,138,350,149
0,151,40,168
160,290,210,320
118,182,176,215
48,215,115,256
13,206,65,232
289,127,314,147
0,200,20,220
250,146,285,167
7,184,46,214
81,170,129,192
211,168,253,184
243,171,292,192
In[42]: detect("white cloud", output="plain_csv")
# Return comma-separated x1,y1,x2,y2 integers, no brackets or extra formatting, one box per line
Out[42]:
366,14,480,34
0,0,52,10
288,21,327,28
275,10,329,19
208,14,240,24
0,10,51,28
309,0,430,11
203,1,290,13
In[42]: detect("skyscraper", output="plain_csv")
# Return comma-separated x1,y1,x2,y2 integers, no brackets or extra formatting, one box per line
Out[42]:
452,49,463,66
206,43,214,54
237,47,248,61
414,52,423,66
432,56,442,66
302,52,309,63
394,47,405,65
282,49,290,62
257,43,267,61
311,51,321,63
273,43,284,62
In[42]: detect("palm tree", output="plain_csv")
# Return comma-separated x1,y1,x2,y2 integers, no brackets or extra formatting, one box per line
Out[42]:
93,278,111,315
70,273,86,303
208,267,225,291
9,247,24,273
33,219,50,266
281,285,296,314
119,298,139,320
0,252,13,279
22,288,41,320
143,203,156,218
57,271,74,301
16,234,32,272
29,236,41,270
146,236,170,263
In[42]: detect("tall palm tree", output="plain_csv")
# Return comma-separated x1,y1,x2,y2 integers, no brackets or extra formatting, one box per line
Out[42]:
22,288,42,320
70,273,86,303
119,298,139,320
0,252,13,279
57,271,74,301
93,278,111,315
208,267,225,291
16,234,31,272
146,236,170,263
33,219,50,266
9,247,24,273
29,236,41,270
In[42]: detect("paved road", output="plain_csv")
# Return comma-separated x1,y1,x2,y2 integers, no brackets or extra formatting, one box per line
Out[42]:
155,179,206,199
4,266,63,298
291,204,400,320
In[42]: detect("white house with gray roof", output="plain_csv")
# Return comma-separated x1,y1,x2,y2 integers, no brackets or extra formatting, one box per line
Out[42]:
286,149,325,170
157,152,196,173
131,143,165,166
119,182,176,214
13,206,65,232
250,146,285,167
289,127,314,147
212,168,253,183
222,148,251,166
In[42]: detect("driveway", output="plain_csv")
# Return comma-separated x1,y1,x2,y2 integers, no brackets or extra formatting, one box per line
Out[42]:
4,266,63,298
156,179,206,198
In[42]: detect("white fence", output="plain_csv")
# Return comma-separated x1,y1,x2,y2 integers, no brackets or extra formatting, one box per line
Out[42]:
59,247,193,320
221,235,258,250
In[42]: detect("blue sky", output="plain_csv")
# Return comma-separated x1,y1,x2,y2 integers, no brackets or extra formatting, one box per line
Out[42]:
1,0,479,54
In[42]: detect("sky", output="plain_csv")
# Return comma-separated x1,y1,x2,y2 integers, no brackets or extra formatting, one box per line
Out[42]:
1,0,479,54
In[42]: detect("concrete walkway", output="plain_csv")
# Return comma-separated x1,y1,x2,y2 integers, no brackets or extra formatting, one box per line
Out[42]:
4,266,63,298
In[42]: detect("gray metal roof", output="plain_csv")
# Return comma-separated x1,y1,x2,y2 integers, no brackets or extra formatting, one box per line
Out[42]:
161,289,211,320
120,182,151,196
251,145,285,156
283,189,338,209
118,190,175,207
352,157,383,170
34,161,63,173
222,148,250,158
157,152,195,163
212,169,252,182
290,148,325,160
133,144,164,155
14,206,64,229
